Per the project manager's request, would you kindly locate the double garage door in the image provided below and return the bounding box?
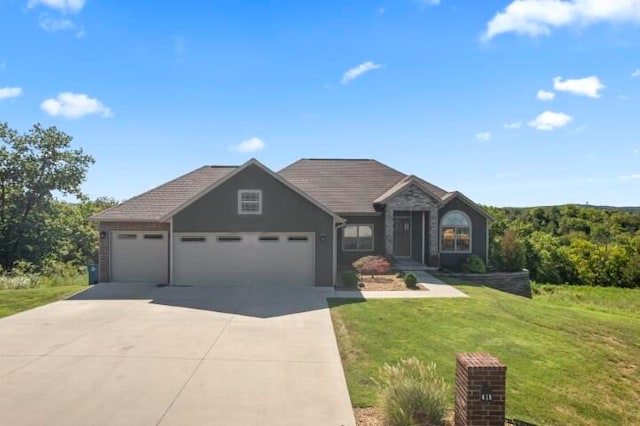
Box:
[110,231,314,286]
[173,233,314,286]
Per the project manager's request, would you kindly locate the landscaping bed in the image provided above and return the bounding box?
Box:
[338,273,425,291]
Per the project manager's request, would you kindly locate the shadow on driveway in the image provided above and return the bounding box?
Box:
[68,282,365,319]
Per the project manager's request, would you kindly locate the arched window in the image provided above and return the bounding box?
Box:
[440,211,471,253]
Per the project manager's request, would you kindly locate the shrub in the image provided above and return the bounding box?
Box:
[352,255,391,278]
[0,273,40,290]
[404,273,418,288]
[460,255,486,274]
[377,357,449,426]
[499,229,526,272]
[341,270,360,288]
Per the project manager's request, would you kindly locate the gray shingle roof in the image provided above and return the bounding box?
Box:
[91,166,237,221]
[278,159,449,213]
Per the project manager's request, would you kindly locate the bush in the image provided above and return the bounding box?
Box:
[460,255,486,273]
[341,270,360,288]
[377,357,449,426]
[352,255,391,278]
[0,273,40,290]
[404,273,418,288]
[499,229,526,272]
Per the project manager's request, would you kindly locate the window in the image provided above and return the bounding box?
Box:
[181,236,206,242]
[217,236,242,242]
[144,234,164,240]
[238,190,262,214]
[288,236,308,242]
[440,211,471,253]
[259,236,279,242]
[117,234,137,240]
[342,225,374,251]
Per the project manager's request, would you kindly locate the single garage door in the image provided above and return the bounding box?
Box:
[173,233,314,286]
[111,231,168,283]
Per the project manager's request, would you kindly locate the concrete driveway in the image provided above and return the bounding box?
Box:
[0,283,356,426]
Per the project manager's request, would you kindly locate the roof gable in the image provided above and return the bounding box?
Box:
[442,191,493,220]
[373,175,444,206]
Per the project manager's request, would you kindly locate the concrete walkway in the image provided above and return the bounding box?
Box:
[334,271,467,299]
[0,283,355,426]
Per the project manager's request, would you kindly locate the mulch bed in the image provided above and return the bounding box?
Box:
[337,273,425,291]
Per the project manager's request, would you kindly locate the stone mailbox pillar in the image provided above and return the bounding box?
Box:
[455,353,506,426]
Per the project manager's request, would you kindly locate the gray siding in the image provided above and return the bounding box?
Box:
[411,211,423,263]
[438,198,488,270]
[173,164,335,286]
[337,215,385,267]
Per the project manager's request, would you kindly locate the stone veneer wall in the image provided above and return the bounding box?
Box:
[441,270,532,298]
[98,221,170,282]
[455,353,507,426]
[384,184,439,264]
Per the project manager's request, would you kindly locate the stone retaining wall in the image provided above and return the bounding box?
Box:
[441,270,532,298]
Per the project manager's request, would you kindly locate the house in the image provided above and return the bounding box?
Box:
[91,158,491,286]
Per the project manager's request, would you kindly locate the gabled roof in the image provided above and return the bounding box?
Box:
[278,159,408,213]
[442,191,494,220]
[373,175,445,205]
[160,158,345,222]
[90,166,237,222]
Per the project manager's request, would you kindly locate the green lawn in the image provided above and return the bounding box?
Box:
[329,282,640,426]
[0,284,87,318]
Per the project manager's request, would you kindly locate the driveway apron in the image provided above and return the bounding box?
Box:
[0,283,355,426]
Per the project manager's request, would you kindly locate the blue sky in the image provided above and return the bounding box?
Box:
[1,0,639,207]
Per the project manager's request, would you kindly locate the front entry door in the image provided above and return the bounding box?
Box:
[393,217,411,257]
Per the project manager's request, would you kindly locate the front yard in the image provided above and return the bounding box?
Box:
[329,282,640,426]
[0,284,87,318]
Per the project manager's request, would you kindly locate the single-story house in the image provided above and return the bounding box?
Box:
[91,158,491,286]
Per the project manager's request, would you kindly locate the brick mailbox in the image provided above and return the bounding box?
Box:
[455,353,507,426]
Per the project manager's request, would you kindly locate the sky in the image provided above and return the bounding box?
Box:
[1,0,640,207]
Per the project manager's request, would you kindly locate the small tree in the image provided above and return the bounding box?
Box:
[499,229,526,272]
[352,255,390,279]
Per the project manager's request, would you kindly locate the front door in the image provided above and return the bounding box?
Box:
[393,217,411,257]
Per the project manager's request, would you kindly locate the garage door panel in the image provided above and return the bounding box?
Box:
[111,232,168,283]
[173,233,314,286]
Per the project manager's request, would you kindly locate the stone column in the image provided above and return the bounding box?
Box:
[384,207,394,256]
[428,206,439,266]
[455,353,507,426]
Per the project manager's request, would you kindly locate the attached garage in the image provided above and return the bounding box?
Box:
[110,231,169,283]
[173,233,315,286]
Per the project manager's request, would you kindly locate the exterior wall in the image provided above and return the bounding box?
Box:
[98,221,170,282]
[439,198,488,271]
[411,211,423,263]
[337,215,385,267]
[172,164,335,286]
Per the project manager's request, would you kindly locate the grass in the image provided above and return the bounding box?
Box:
[329,281,640,426]
[0,274,87,318]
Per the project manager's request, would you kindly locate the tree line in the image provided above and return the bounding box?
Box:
[487,205,640,288]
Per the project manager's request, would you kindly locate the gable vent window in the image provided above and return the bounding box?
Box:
[217,236,242,242]
[238,190,262,215]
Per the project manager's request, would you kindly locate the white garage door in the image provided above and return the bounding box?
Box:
[111,231,168,283]
[173,233,314,286]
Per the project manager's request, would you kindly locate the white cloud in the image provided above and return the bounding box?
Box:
[553,76,605,98]
[341,61,381,84]
[40,92,112,119]
[28,0,85,13]
[632,69,640,78]
[0,87,23,100]
[529,110,573,131]
[620,173,640,181]
[482,0,640,41]
[633,148,639,155]
[476,132,492,141]
[537,89,555,101]
[230,137,266,153]
[39,15,74,31]
[503,121,523,129]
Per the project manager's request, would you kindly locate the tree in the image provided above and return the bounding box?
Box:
[352,255,391,279]
[0,122,94,270]
[499,229,526,272]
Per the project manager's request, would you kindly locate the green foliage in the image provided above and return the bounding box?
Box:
[377,358,448,426]
[404,273,418,288]
[460,255,486,273]
[487,204,640,287]
[499,229,526,272]
[341,270,360,288]
[0,122,96,270]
